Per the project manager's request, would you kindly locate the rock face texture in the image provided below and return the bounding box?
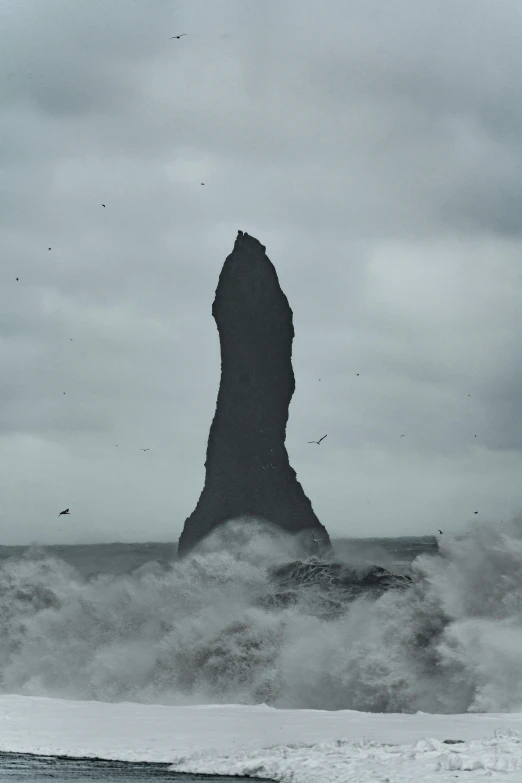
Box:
[177,231,330,557]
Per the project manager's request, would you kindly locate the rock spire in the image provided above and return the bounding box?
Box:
[177,231,330,556]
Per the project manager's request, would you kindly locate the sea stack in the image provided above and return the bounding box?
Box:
[177,231,330,557]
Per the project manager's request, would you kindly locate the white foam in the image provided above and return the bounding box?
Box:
[1,696,522,781]
[2,518,522,713]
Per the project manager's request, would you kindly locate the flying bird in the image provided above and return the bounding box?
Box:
[101,204,105,208]
[438,529,443,535]
[473,511,478,515]
[308,434,327,445]
[15,277,19,281]
[48,247,51,251]
[140,448,150,452]
[356,373,360,376]
[58,508,70,517]
[310,531,321,544]
[170,33,186,39]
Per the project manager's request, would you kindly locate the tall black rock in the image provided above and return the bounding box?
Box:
[177,231,330,557]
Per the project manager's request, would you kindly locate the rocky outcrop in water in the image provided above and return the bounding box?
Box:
[178,231,330,556]
[263,561,413,616]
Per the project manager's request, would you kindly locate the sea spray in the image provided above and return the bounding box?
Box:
[1,519,522,713]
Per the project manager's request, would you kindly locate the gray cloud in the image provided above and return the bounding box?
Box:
[1,0,522,544]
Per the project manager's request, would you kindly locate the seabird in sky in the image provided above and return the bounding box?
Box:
[310,531,321,544]
[58,508,70,517]
[15,277,19,281]
[308,434,327,445]
[140,448,150,452]
[438,529,443,535]
[170,33,186,39]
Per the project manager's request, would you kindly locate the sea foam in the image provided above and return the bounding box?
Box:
[1,518,522,713]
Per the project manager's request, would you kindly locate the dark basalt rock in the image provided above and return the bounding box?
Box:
[271,560,412,599]
[443,739,465,745]
[256,560,413,618]
[178,231,330,556]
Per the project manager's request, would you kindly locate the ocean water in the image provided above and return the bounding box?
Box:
[0,519,521,714]
[0,752,266,782]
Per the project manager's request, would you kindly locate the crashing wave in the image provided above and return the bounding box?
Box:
[1,518,522,714]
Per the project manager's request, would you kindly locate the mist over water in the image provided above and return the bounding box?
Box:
[1,519,522,714]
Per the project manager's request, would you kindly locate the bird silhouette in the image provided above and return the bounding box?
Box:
[356,373,360,376]
[170,33,186,39]
[310,531,321,544]
[201,182,205,186]
[15,277,19,281]
[438,529,443,535]
[140,448,150,452]
[308,434,327,445]
[58,508,70,517]
[473,511,478,515]
[101,204,105,208]
[48,247,51,251]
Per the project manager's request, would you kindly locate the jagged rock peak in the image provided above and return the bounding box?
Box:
[234,229,266,252]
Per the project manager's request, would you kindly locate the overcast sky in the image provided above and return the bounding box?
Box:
[2,0,522,545]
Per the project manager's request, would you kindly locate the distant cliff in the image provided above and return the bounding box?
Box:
[177,231,330,556]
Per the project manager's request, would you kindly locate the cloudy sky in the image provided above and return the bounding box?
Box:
[2,0,522,545]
